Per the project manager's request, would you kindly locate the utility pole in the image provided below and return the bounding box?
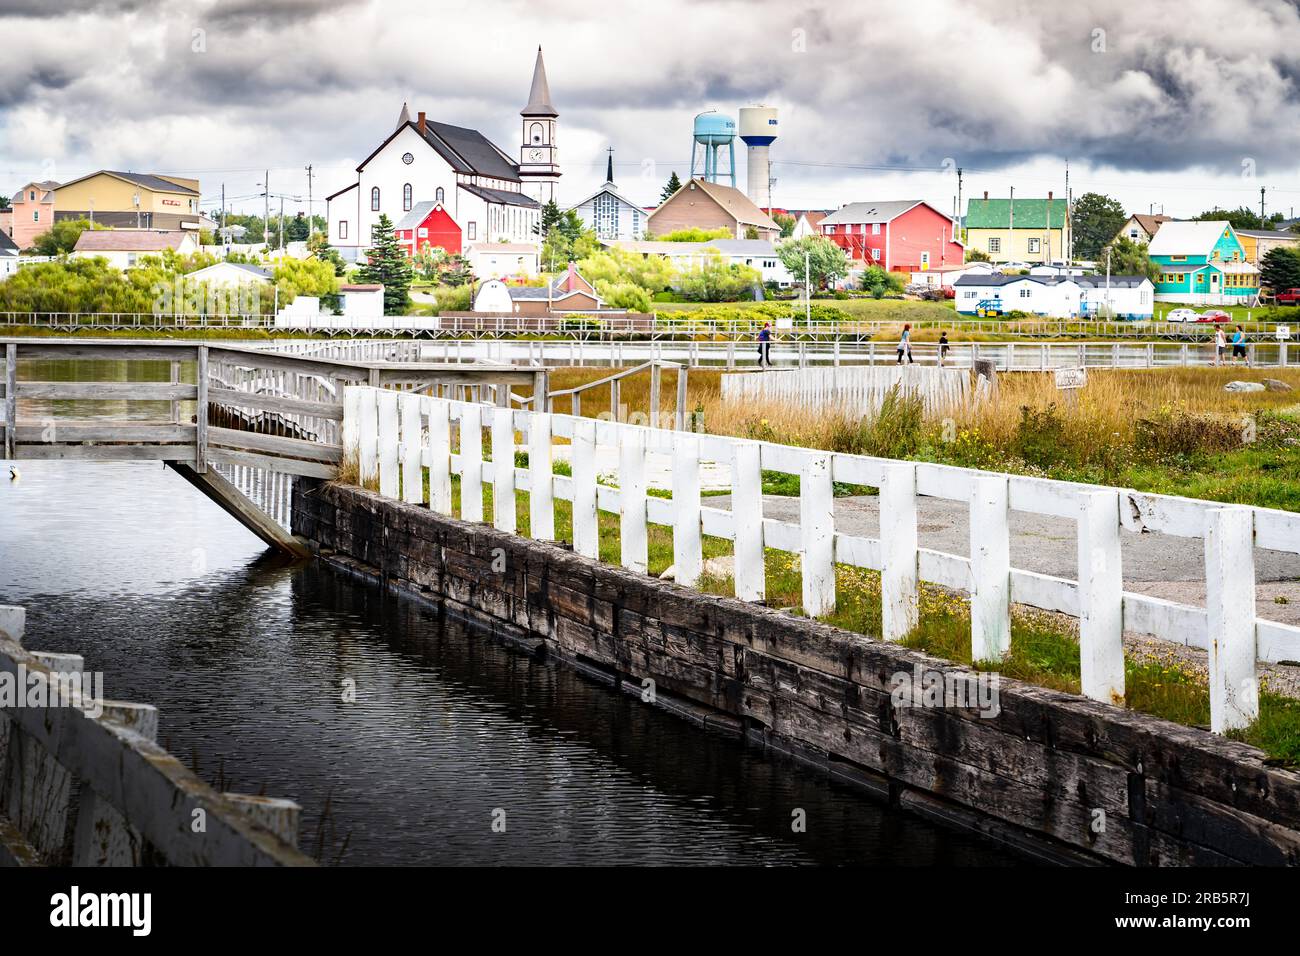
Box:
[263,169,270,248]
[955,166,963,244]
[804,249,811,325]
[1260,186,1266,223]
[305,164,314,240]
[1063,159,1070,266]
[279,194,285,251]
[1105,245,1112,317]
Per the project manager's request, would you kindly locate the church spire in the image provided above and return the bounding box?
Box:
[521,46,558,117]
[604,147,614,186]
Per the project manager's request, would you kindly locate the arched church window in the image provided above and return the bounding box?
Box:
[371,187,380,211]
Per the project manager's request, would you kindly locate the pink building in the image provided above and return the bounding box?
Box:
[7,180,58,250]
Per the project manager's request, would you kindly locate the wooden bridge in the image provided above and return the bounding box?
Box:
[0,337,545,557]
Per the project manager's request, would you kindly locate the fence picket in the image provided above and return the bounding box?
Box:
[731,443,765,602]
[619,427,648,573]
[460,403,483,523]
[800,451,835,617]
[672,433,703,586]
[426,399,452,514]
[880,463,918,641]
[492,407,516,533]
[399,393,422,505]
[970,475,1011,662]
[1206,508,1259,733]
[529,412,555,540]
[1078,491,1124,703]
[572,418,599,559]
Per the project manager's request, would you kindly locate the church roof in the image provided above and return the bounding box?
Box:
[521,46,557,117]
[459,183,540,208]
[396,102,411,129]
[421,120,521,182]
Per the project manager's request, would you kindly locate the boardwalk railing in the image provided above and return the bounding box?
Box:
[3,309,1293,342]
[0,606,313,866]
[261,337,1294,370]
[341,385,1300,736]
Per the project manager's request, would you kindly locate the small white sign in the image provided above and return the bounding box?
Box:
[1276,325,1291,341]
[1055,366,1088,390]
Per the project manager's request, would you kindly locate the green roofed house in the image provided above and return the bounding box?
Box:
[964,191,1068,264]
[1147,220,1259,305]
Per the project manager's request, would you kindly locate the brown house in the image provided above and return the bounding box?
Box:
[473,263,610,316]
[648,178,780,240]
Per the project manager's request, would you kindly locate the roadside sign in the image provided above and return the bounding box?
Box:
[1277,326,1291,341]
[1055,367,1087,390]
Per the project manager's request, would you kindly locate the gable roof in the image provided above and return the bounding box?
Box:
[953,274,1078,288]
[458,182,538,208]
[57,170,199,195]
[965,197,1067,230]
[652,178,779,231]
[1075,275,1153,288]
[1128,213,1172,236]
[798,211,828,228]
[73,229,194,253]
[395,201,438,231]
[821,200,925,226]
[356,119,521,182]
[0,229,18,256]
[12,181,58,202]
[1237,228,1300,240]
[1147,220,1237,258]
[187,262,273,281]
[567,182,644,214]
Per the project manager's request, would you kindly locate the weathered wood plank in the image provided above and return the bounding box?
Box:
[206,425,342,463]
[208,386,342,420]
[17,382,197,401]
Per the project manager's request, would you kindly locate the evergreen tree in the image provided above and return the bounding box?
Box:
[1070,192,1127,261]
[536,199,563,237]
[1098,236,1160,281]
[660,172,683,203]
[1260,247,1300,292]
[354,215,412,314]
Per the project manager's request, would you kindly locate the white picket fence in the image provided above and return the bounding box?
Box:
[342,386,1300,735]
[720,366,972,417]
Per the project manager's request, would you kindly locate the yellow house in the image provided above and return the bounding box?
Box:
[964,193,1068,264]
[54,171,204,231]
[1236,228,1300,265]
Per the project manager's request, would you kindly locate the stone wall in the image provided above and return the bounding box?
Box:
[294,479,1300,866]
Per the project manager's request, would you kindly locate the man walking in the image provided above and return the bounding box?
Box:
[937,331,950,368]
[758,322,772,367]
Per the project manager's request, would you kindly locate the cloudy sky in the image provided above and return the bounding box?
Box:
[4,0,1300,221]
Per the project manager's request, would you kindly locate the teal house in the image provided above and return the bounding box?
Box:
[1147,220,1259,304]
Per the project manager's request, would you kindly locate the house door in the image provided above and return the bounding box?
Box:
[1210,272,1220,297]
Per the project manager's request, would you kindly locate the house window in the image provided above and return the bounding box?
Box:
[403,184,412,212]
[988,238,1001,253]
[1171,255,1186,262]
[127,253,137,267]
[872,223,881,235]
[1028,238,1040,253]
[468,221,476,240]
[417,227,428,238]
[33,211,38,222]
[339,220,348,240]
[1020,288,1031,298]
[1129,229,1139,239]
[435,187,445,204]
[920,252,930,267]
[28,191,35,201]
[872,248,881,261]
[371,187,380,211]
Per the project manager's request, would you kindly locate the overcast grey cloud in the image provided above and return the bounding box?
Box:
[3,0,1300,218]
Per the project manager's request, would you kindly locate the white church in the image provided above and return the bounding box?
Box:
[326,47,561,261]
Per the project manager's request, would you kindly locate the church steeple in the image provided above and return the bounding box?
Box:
[604,148,615,186]
[396,101,411,130]
[519,45,560,204]
[521,46,557,117]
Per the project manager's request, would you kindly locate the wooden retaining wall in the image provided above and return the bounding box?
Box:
[293,481,1300,867]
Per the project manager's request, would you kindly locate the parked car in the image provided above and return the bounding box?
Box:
[1195,310,1231,323]
[1274,288,1300,306]
[1166,308,1198,323]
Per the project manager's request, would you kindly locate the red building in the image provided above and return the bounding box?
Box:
[819,200,963,273]
[394,201,462,256]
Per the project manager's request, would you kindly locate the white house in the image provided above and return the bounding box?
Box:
[464,242,540,279]
[953,274,1082,317]
[908,261,994,289]
[325,48,559,262]
[790,210,829,239]
[602,238,793,286]
[568,151,647,241]
[70,229,199,269]
[0,229,18,278]
[1076,276,1154,320]
[184,261,273,288]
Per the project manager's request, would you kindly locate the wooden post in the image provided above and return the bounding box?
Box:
[610,377,621,422]
[342,387,361,465]
[1078,490,1125,704]
[376,389,399,498]
[491,407,516,533]
[800,451,835,616]
[529,411,554,540]
[460,403,483,523]
[970,475,1011,662]
[618,427,648,573]
[880,463,918,641]
[358,387,379,487]
[649,362,661,429]
[675,366,688,431]
[731,442,765,601]
[1205,507,1259,733]
[195,346,209,472]
[4,343,16,461]
[533,369,549,412]
[427,398,452,515]
[672,432,702,586]
[169,360,180,425]
[571,418,599,559]
[399,393,422,505]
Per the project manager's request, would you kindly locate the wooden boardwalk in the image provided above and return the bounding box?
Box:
[0,338,543,555]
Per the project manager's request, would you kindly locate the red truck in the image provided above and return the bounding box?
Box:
[1274,288,1300,305]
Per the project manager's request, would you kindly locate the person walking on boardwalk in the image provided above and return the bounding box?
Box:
[758,322,772,367]
[1214,326,1226,366]
[896,324,914,364]
[937,331,950,368]
[1231,325,1248,365]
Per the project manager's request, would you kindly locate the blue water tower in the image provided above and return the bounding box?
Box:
[690,110,737,188]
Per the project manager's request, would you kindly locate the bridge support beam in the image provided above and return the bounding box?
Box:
[167,463,310,558]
